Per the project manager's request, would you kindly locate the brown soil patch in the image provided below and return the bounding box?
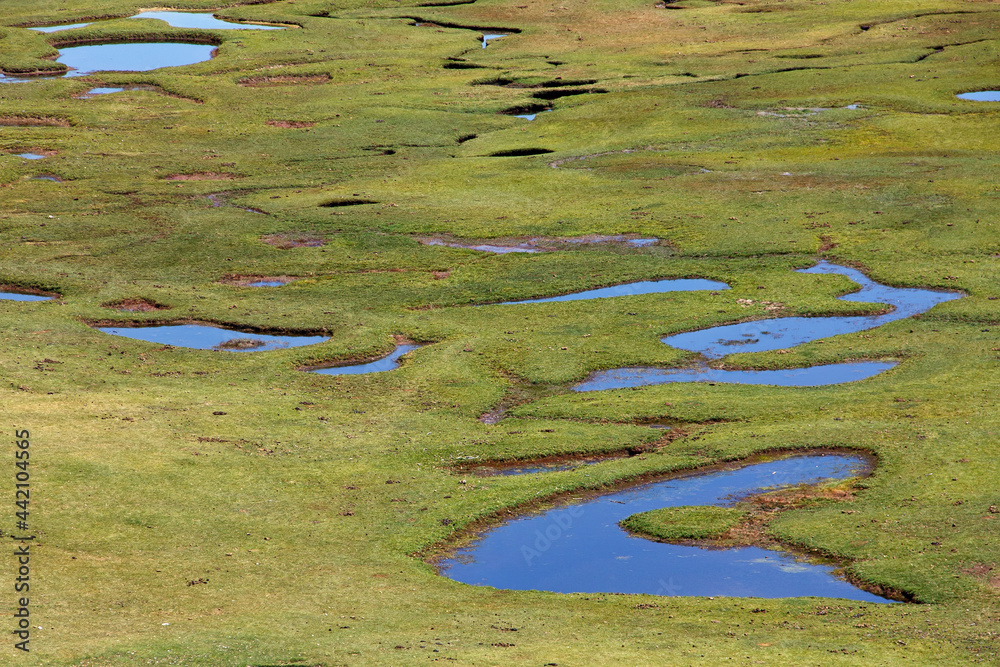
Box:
[266,120,316,129]
[239,74,331,87]
[164,172,239,181]
[218,274,297,286]
[261,233,324,249]
[0,116,70,127]
[103,298,169,312]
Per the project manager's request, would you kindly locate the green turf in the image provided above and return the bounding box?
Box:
[1,0,999,664]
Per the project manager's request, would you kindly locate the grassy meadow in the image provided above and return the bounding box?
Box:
[1,0,999,663]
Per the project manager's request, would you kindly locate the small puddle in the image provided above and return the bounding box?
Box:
[574,361,897,392]
[424,239,540,254]
[29,23,92,33]
[662,262,961,358]
[957,91,1000,101]
[420,235,660,254]
[248,280,288,287]
[15,153,47,160]
[128,11,286,30]
[97,323,328,351]
[514,110,553,121]
[31,175,62,182]
[0,291,54,302]
[482,33,506,48]
[304,343,421,375]
[55,43,217,77]
[438,453,894,601]
[79,87,124,97]
[490,278,729,305]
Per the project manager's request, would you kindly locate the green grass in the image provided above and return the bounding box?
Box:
[621,505,748,541]
[1,0,999,664]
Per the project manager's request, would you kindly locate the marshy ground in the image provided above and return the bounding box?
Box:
[2,0,1000,664]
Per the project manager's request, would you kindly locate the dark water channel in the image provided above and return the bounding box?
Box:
[97,323,328,351]
[439,453,894,601]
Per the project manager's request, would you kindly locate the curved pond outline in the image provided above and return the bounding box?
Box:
[129,11,286,30]
[957,91,1000,101]
[574,360,898,392]
[662,261,962,359]
[56,43,217,77]
[96,323,328,351]
[305,343,421,375]
[490,278,729,305]
[438,453,895,601]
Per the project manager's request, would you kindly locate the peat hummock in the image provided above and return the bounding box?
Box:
[437,453,896,601]
[96,322,328,351]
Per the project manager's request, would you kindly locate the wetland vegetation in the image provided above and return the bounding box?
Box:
[2,0,999,664]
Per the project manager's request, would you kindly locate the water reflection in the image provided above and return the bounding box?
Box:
[439,454,893,601]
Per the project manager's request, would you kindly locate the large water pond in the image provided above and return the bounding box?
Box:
[662,262,961,358]
[439,453,893,601]
[56,43,217,77]
[97,323,328,351]
[491,278,729,305]
[574,360,897,392]
[306,343,421,375]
